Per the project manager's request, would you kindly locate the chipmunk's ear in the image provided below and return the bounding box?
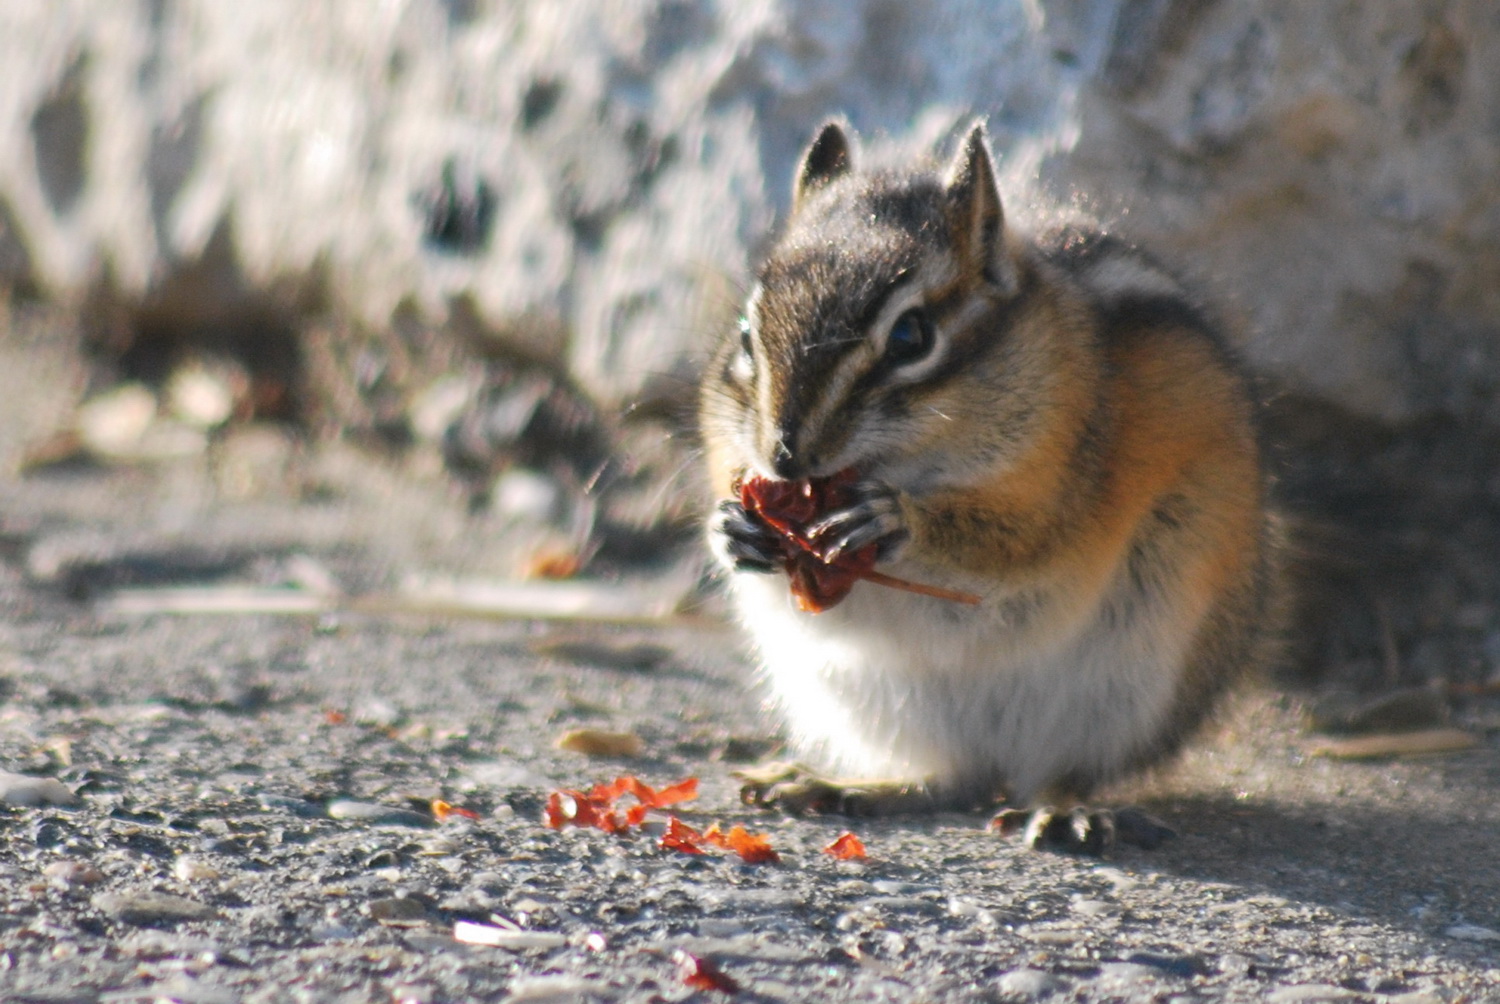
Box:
[944,123,1015,294]
[793,120,854,212]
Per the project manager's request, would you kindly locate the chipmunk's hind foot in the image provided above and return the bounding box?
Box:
[990,805,1175,856]
[734,762,938,816]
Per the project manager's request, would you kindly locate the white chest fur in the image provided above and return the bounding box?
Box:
[731,557,1197,804]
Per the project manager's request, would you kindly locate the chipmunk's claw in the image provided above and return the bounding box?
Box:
[735,762,935,816]
[711,499,782,573]
[808,483,907,563]
[990,805,1175,856]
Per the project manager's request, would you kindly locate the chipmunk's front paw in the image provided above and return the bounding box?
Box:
[990,805,1176,857]
[808,481,908,563]
[709,499,783,573]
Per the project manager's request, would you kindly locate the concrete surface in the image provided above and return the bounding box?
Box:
[1,414,1498,1003]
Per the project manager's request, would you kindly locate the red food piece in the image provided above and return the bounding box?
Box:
[543,775,700,834]
[674,950,742,994]
[431,799,480,822]
[649,777,700,808]
[739,471,981,612]
[543,789,599,829]
[739,471,876,612]
[704,823,781,865]
[823,830,868,860]
[589,776,642,804]
[659,815,708,855]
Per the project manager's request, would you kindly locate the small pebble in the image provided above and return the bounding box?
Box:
[870,879,936,896]
[95,891,218,925]
[389,985,434,1004]
[862,895,944,916]
[1265,985,1364,1003]
[1444,924,1500,942]
[994,967,1067,999]
[1093,866,1139,892]
[554,728,644,758]
[501,975,602,1002]
[43,860,104,887]
[76,383,157,457]
[675,936,806,963]
[947,897,998,926]
[1125,952,1208,978]
[1018,924,1083,945]
[327,800,433,827]
[694,918,751,937]
[1094,962,1162,987]
[353,699,404,728]
[1070,897,1118,918]
[173,856,221,882]
[0,771,79,807]
[310,922,356,941]
[452,922,566,950]
[257,794,329,819]
[164,362,238,429]
[368,896,430,924]
[1217,953,1258,977]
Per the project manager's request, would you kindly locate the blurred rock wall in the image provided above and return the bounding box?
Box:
[1,0,1497,427]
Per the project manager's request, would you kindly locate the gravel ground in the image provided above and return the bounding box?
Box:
[2,445,1500,1003]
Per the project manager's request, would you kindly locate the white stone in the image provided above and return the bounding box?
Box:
[0,770,79,807]
[1445,923,1500,942]
[0,1,1497,424]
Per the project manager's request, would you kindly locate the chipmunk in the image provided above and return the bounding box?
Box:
[699,120,1279,853]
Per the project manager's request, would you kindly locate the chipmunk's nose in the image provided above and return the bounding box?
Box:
[767,423,815,480]
[770,438,805,480]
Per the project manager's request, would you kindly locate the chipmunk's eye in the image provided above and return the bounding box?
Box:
[737,316,753,359]
[885,308,934,365]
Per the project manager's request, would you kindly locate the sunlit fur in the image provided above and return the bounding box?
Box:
[700,123,1277,806]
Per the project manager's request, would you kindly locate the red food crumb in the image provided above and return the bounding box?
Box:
[650,777,701,807]
[739,471,875,612]
[523,549,583,580]
[542,775,700,834]
[674,950,742,994]
[431,799,480,822]
[823,830,867,860]
[704,823,781,865]
[659,816,708,855]
[543,789,600,830]
[542,775,780,866]
[738,472,981,612]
